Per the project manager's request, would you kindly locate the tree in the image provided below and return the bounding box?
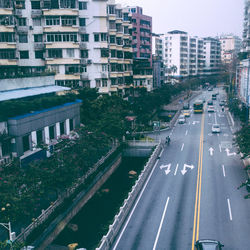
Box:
[234,125,250,159]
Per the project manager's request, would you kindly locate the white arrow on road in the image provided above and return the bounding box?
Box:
[181,164,194,175]
[160,164,171,175]
[192,121,200,125]
[209,147,214,156]
[225,148,236,156]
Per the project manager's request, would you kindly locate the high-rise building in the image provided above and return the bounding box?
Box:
[0,0,134,94]
[203,37,221,75]
[128,6,153,91]
[220,35,242,64]
[242,0,250,56]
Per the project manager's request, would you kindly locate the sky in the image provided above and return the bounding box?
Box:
[116,0,245,38]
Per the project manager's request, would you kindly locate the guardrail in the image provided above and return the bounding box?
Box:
[15,143,119,243]
[97,141,163,250]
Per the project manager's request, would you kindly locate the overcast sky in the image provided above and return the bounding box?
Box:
[116,0,244,38]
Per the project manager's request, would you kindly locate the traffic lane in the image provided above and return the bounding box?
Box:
[113,112,202,249]
[200,109,250,249]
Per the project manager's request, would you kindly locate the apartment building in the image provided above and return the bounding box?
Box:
[128,6,153,91]
[242,0,250,56]
[152,33,163,60]
[203,37,221,75]
[0,0,133,94]
[220,35,241,64]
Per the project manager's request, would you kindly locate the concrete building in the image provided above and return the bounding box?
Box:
[242,0,250,56]
[0,0,133,94]
[152,55,164,88]
[0,74,81,165]
[128,6,153,91]
[220,35,241,64]
[152,33,163,60]
[203,37,221,75]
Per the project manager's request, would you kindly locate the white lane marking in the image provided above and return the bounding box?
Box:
[159,149,163,157]
[227,198,233,221]
[181,143,184,151]
[185,130,188,136]
[222,165,226,177]
[217,133,219,137]
[219,144,222,152]
[153,197,170,250]
[113,159,159,250]
[209,147,214,156]
[181,164,195,175]
[214,112,217,124]
[174,163,179,176]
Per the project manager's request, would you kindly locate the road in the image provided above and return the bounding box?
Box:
[111,87,250,250]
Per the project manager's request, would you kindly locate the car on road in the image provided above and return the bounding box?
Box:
[207,106,215,112]
[183,102,190,110]
[212,124,221,133]
[178,115,186,124]
[195,239,224,250]
[182,110,191,117]
[208,87,213,91]
[219,100,225,106]
[207,100,213,106]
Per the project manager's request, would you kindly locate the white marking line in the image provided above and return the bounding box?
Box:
[222,165,226,177]
[181,143,184,151]
[214,113,217,124]
[153,197,170,250]
[219,144,222,152]
[185,130,188,136]
[159,149,163,158]
[113,159,159,250]
[227,198,233,221]
[174,163,179,176]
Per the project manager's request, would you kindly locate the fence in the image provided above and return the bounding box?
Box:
[97,141,163,250]
[15,143,119,243]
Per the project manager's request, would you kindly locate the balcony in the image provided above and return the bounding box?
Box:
[31,9,42,17]
[0,9,13,15]
[0,59,17,66]
[79,42,87,49]
[34,42,45,50]
[43,9,78,16]
[17,26,29,33]
[0,43,16,49]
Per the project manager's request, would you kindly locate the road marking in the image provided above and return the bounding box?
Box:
[181,164,194,175]
[181,143,184,151]
[113,159,159,250]
[227,198,233,221]
[219,144,222,152]
[214,113,217,124]
[153,197,170,250]
[160,164,171,175]
[225,148,236,156]
[185,130,188,136]
[192,110,205,249]
[174,163,179,176]
[209,147,214,156]
[159,149,163,157]
[217,133,219,137]
[222,165,226,177]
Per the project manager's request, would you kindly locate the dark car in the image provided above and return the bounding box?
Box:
[207,100,213,106]
[195,239,224,250]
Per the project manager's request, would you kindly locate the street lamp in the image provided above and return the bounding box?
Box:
[0,204,15,249]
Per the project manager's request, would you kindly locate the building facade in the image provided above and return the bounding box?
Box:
[242,0,250,56]
[0,0,134,94]
[203,37,221,75]
[220,35,241,64]
[128,6,153,91]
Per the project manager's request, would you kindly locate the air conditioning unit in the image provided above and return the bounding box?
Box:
[87,59,92,64]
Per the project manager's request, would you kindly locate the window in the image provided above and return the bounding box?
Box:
[31,1,40,9]
[101,48,109,57]
[79,1,87,10]
[45,16,60,26]
[95,79,101,87]
[100,33,107,41]
[111,50,116,58]
[35,50,43,59]
[0,49,15,59]
[36,130,43,145]
[19,34,28,43]
[48,49,62,58]
[109,35,115,44]
[15,0,25,9]
[49,125,55,140]
[61,16,76,26]
[33,18,41,26]
[80,49,88,58]
[48,65,60,73]
[66,48,74,57]
[102,79,108,87]
[70,119,74,130]
[18,18,26,26]
[94,34,99,42]
[81,34,89,42]
[79,18,86,26]
[22,134,30,152]
[20,50,29,59]
[65,64,81,74]
[102,64,108,72]
[60,122,65,135]
[34,34,43,42]
[60,0,75,8]
[46,33,77,42]
[0,32,15,42]
[82,65,87,72]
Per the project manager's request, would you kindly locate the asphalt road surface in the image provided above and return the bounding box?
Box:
[111,87,250,250]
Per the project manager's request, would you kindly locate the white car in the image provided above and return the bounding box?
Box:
[212,124,221,133]
[207,106,215,112]
[178,115,186,124]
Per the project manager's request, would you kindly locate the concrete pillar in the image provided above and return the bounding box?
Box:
[55,122,60,139]
[65,119,70,135]
[44,126,50,144]
[31,131,37,150]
